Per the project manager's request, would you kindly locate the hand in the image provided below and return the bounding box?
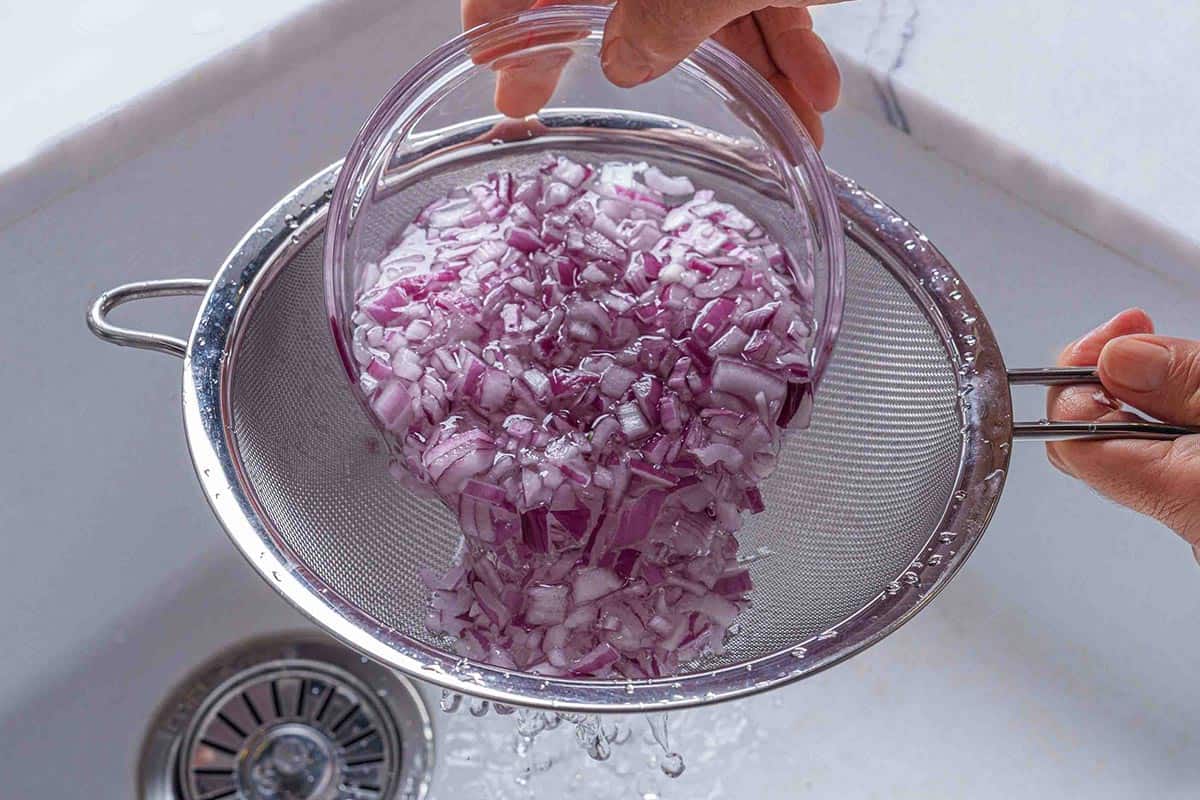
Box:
[1046,309,1200,559]
[462,0,842,147]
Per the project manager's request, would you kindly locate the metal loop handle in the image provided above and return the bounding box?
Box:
[1009,367,1198,441]
[87,279,210,358]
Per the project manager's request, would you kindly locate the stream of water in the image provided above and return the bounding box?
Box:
[435,691,776,799]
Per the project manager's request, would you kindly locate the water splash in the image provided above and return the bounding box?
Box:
[434,696,771,799]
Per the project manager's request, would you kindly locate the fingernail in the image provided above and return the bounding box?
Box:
[601,37,653,87]
[1102,337,1171,393]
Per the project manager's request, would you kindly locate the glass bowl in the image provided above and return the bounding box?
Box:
[324,4,845,414]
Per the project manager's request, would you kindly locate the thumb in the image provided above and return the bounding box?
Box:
[1090,334,1200,542]
[601,0,812,87]
[1098,335,1200,425]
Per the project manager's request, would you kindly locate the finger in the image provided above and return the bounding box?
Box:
[1046,308,1154,442]
[1046,309,1154,489]
[464,0,591,117]
[1044,307,1154,418]
[494,48,573,117]
[767,73,824,147]
[712,14,775,75]
[472,115,551,146]
[753,6,840,112]
[1047,309,1200,542]
[462,0,534,31]
[1099,335,1200,426]
[1054,308,1156,370]
[711,17,823,145]
[602,0,790,87]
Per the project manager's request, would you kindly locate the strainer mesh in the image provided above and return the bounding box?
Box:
[229,231,962,671]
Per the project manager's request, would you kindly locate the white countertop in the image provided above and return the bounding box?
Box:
[3,0,1198,281]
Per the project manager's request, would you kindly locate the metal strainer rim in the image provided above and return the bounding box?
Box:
[178,164,1011,713]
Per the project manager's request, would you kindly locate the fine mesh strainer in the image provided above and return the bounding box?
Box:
[88,164,1194,713]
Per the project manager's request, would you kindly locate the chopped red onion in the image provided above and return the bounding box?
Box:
[351,157,815,678]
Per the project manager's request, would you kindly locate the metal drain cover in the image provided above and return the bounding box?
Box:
[140,633,433,800]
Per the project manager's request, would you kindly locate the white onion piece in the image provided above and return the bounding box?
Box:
[351,156,815,678]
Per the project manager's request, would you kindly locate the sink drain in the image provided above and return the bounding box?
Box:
[140,633,433,800]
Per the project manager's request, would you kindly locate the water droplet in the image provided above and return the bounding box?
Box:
[284,214,299,229]
[790,645,807,658]
[953,490,967,501]
[928,554,944,566]
[885,581,902,595]
[439,691,462,713]
[817,629,838,640]
[660,752,685,778]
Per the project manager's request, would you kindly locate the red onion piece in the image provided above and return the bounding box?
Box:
[525,584,570,625]
[573,567,623,604]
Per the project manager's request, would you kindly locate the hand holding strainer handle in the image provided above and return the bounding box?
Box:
[1008,366,1198,440]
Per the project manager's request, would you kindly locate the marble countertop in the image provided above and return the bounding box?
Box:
[2,0,1198,284]
[817,0,1200,285]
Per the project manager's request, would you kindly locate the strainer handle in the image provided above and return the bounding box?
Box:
[87,279,210,358]
[1009,367,1199,440]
